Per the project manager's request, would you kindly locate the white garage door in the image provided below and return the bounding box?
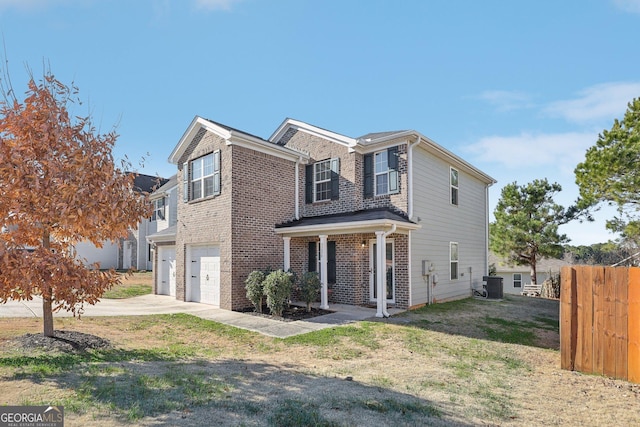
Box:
[189,246,220,306]
[157,246,176,297]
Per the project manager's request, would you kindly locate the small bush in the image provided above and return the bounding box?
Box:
[263,270,294,317]
[245,270,266,313]
[298,272,321,312]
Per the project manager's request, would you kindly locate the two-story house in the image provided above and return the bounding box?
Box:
[147,116,496,316]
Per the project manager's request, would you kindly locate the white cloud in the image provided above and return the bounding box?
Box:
[544,82,640,123]
[612,0,640,14]
[193,0,242,11]
[477,90,534,112]
[465,131,597,175]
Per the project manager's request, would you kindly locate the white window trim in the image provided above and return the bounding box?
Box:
[513,273,522,288]
[450,167,459,206]
[314,159,332,202]
[152,197,165,221]
[186,150,221,202]
[450,241,459,280]
[374,150,399,196]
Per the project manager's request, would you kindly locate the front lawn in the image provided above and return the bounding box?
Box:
[102,271,153,299]
[0,296,638,427]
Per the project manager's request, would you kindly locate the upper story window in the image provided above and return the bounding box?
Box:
[450,167,459,206]
[306,158,339,203]
[183,151,221,202]
[450,242,459,280]
[364,146,399,198]
[151,197,165,221]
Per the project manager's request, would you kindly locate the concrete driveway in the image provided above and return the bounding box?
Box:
[0,294,402,338]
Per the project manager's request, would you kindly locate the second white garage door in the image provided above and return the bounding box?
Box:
[157,246,176,297]
[188,245,220,307]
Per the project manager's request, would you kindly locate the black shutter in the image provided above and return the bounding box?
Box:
[328,241,336,284]
[308,242,316,272]
[363,153,373,198]
[330,158,339,201]
[305,164,313,204]
[388,146,398,170]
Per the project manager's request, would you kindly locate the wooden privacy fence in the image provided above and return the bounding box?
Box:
[560,266,640,383]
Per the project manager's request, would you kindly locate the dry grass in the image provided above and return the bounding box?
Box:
[0,295,638,426]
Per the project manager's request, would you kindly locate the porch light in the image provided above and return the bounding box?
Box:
[361,240,366,248]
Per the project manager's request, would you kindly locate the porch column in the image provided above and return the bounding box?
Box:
[375,230,388,318]
[319,234,329,309]
[283,237,291,272]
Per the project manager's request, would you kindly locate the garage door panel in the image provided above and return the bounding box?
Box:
[189,246,220,307]
[157,247,176,296]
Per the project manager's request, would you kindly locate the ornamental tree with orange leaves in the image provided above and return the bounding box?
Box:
[0,72,151,337]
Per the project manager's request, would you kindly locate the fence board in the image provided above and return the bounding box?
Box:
[560,267,577,370]
[629,268,640,383]
[592,266,605,375]
[576,266,593,373]
[615,267,628,380]
[603,267,617,378]
[561,265,638,383]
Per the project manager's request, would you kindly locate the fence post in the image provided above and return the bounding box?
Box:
[629,267,640,383]
[561,266,577,370]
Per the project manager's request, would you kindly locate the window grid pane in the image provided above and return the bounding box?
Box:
[314,160,332,201]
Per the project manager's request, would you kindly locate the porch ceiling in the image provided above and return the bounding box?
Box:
[274,208,420,237]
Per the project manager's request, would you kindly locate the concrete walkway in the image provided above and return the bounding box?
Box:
[0,294,403,338]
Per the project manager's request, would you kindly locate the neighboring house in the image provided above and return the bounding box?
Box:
[74,173,167,270]
[147,116,496,315]
[488,251,570,295]
[146,175,178,296]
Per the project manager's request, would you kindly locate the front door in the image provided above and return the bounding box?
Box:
[369,240,394,302]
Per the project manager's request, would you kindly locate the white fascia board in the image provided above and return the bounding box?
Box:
[228,132,310,162]
[269,118,357,148]
[351,131,416,154]
[168,116,232,164]
[274,218,421,238]
[146,234,176,244]
[149,183,177,200]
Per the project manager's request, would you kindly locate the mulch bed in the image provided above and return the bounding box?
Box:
[238,304,334,322]
[14,330,112,353]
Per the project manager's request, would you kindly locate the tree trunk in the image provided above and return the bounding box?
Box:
[42,229,55,337]
[530,254,538,286]
[43,296,54,337]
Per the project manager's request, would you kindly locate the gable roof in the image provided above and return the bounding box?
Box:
[168,116,309,165]
[131,173,168,194]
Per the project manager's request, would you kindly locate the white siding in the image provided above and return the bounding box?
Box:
[75,240,119,269]
[410,146,490,305]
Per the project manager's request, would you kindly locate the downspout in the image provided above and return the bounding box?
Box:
[485,184,490,275]
[376,224,397,318]
[407,135,421,220]
[295,158,301,220]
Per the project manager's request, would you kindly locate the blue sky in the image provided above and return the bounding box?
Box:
[1,0,639,246]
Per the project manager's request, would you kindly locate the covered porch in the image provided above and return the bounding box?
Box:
[275,208,420,317]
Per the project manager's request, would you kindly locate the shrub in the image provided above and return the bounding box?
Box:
[263,269,294,317]
[298,271,321,312]
[245,270,266,313]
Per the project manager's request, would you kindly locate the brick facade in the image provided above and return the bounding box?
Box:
[158,117,446,312]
